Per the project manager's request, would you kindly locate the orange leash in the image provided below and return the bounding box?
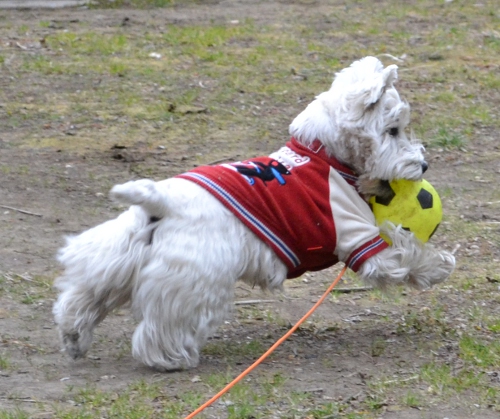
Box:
[183,265,347,419]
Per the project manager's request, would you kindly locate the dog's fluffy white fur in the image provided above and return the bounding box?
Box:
[53,57,455,371]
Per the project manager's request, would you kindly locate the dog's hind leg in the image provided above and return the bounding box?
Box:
[53,206,151,360]
[129,230,288,371]
[130,262,236,371]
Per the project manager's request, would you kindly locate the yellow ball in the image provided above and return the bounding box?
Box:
[369,179,442,244]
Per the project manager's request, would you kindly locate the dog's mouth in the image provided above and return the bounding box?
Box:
[374,180,394,202]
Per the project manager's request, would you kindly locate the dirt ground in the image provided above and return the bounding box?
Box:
[1,1,499,418]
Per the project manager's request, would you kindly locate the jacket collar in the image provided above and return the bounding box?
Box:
[289,137,358,187]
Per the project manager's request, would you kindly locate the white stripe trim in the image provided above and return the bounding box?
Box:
[338,170,358,183]
[182,172,300,267]
[348,238,386,268]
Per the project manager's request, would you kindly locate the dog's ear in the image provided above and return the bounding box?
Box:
[289,96,335,144]
[368,64,398,106]
[347,64,398,120]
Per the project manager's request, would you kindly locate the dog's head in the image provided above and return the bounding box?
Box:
[289,57,427,187]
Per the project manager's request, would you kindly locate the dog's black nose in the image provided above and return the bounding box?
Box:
[421,161,429,173]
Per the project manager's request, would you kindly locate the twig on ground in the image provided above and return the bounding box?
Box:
[234,299,276,305]
[333,287,373,293]
[303,387,324,393]
[377,53,404,62]
[345,390,364,402]
[15,42,28,51]
[4,274,15,282]
[0,205,42,217]
[279,292,299,300]
[3,273,34,282]
[16,273,34,282]
[382,375,419,385]
[0,396,38,403]
[205,156,237,165]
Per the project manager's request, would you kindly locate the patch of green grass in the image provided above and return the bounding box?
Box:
[91,0,175,8]
[67,384,162,418]
[431,126,466,149]
[459,335,500,367]
[464,103,493,125]
[20,292,38,305]
[163,24,249,49]
[0,353,10,370]
[197,371,347,418]
[202,339,264,360]
[109,60,128,77]
[364,393,387,411]
[0,410,30,419]
[0,274,54,305]
[395,303,454,338]
[417,339,500,409]
[46,32,129,56]
[225,383,261,419]
[17,24,29,35]
[486,319,500,333]
[370,336,387,357]
[310,401,341,417]
[235,302,282,324]
[420,363,482,395]
[22,55,66,75]
[479,71,500,89]
[49,371,345,418]
[432,91,456,104]
[483,32,500,51]
[403,391,422,408]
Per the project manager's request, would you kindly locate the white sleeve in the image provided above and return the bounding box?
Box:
[328,168,384,265]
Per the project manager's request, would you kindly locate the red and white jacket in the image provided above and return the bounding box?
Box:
[177,138,388,279]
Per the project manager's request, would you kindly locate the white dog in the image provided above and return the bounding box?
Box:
[53,57,455,371]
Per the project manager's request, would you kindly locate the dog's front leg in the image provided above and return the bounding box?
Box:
[357,225,455,289]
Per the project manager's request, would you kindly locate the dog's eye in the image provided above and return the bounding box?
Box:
[388,127,399,137]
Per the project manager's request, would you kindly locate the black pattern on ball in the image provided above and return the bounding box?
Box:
[417,188,433,209]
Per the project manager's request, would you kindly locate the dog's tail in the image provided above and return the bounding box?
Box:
[110,179,169,220]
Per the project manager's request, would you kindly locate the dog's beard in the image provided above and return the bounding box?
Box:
[369,138,426,181]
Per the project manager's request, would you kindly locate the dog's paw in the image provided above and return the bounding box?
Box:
[61,332,84,359]
[61,330,93,360]
[437,250,456,280]
[151,363,185,373]
[409,250,456,289]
